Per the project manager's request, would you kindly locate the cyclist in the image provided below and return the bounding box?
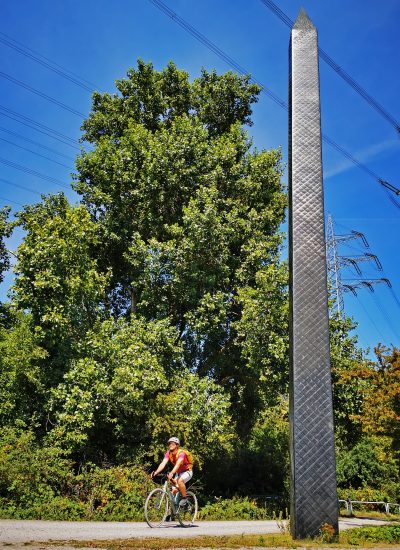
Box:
[151,436,193,506]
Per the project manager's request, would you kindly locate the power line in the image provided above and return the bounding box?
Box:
[354,293,387,344]
[0,31,99,92]
[259,0,400,134]
[0,70,85,118]
[0,136,73,170]
[0,178,42,196]
[148,0,286,109]
[0,195,24,207]
[0,104,80,149]
[0,157,70,189]
[149,0,400,206]
[0,126,74,160]
[369,291,398,342]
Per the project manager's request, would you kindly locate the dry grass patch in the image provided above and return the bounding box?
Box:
[56,529,400,550]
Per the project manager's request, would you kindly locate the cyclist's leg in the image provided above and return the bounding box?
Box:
[177,470,193,498]
[170,475,179,496]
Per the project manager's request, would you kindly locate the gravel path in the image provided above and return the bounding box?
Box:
[0,517,394,546]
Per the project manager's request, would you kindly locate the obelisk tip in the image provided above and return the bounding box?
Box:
[292,8,315,30]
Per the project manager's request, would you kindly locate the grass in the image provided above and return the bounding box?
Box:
[53,524,400,550]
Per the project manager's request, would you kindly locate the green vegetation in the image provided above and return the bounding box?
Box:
[59,524,400,548]
[0,60,399,522]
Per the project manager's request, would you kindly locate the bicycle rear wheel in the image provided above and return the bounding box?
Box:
[144,488,169,527]
[177,491,198,527]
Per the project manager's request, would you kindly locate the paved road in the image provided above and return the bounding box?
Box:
[0,517,394,545]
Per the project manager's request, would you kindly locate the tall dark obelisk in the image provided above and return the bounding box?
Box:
[289,10,339,539]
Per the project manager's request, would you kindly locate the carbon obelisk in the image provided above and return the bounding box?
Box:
[289,9,339,539]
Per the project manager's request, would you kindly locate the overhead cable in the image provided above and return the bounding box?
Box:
[0,126,74,160]
[148,0,400,205]
[0,136,73,170]
[0,157,70,189]
[0,195,24,207]
[259,0,400,134]
[0,70,85,117]
[148,0,286,109]
[0,31,99,92]
[0,177,42,196]
[0,104,80,149]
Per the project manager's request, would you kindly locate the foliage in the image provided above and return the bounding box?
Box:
[199,496,271,520]
[329,313,366,444]
[0,312,47,428]
[336,435,400,500]
[46,314,234,464]
[146,370,234,465]
[0,427,151,521]
[74,60,286,435]
[0,427,73,517]
[344,524,400,545]
[354,345,400,441]
[317,522,337,543]
[13,194,108,370]
[0,206,12,286]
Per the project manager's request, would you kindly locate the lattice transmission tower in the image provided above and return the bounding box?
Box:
[326,214,389,317]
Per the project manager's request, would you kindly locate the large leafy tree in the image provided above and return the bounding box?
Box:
[13,194,109,372]
[74,60,287,435]
[0,206,11,287]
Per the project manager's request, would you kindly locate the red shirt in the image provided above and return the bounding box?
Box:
[165,449,190,474]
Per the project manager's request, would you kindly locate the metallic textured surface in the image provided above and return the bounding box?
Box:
[288,9,339,539]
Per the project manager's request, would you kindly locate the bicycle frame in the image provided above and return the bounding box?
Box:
[160,478,180,514]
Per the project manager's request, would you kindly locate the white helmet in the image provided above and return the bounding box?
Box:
[168,436,180,445]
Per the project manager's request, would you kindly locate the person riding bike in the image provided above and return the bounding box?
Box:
[151,437,193,507]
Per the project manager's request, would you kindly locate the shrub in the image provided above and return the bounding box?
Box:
[72,464,150,521]
[0,427,152,521]
[198,496,270,520]
[344,524,400,545]
[0,427,73,514]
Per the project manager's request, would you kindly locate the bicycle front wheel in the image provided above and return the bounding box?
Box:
[177,491,198,527]
[144,488,169,527]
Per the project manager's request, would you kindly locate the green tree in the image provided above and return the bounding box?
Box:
[0,206,12,286]
[336,435,400,500]
[330,313,367,445]
[74,60,287,435]
[0,312,47,428]
[13,194,109,372]
[48,316,234,463]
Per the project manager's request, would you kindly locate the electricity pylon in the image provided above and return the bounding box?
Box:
[325,214,388,317]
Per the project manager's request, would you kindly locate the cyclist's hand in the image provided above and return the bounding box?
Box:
[167,472,173,481]
[150,471,156,479]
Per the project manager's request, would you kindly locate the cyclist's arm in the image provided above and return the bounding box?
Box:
[153,457,169,476]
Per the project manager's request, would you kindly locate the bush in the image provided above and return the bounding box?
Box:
[344,524,400,545]
[0,427,152,521]
[71,464,150,521]
[27,497,87,521]
[198,496,271,520]
[0,427,73,515]
[336,436,399,491]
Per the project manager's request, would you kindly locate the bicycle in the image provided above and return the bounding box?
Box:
[144,473,198,527]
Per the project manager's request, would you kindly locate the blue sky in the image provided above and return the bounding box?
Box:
[1,0,399,354]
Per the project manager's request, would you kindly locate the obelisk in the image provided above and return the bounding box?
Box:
[289,9,339,539]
